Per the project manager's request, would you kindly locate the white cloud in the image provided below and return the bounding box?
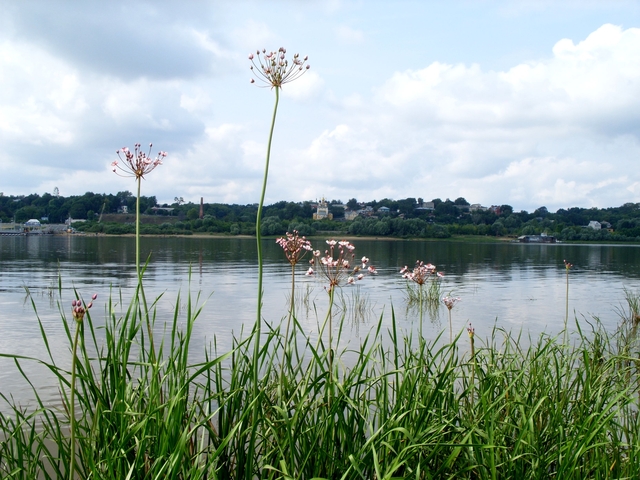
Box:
[335,25,365,44]
[231,20,277,52]
[0,41,86,145]
[294,23,640,210]
[1,1,640,213]
[281,71,325,100]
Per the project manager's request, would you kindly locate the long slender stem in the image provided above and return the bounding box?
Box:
[328,287,335,374]
[136,179,156,364]
[280,263,295,397]
[136,180,141,281]
[69,322,81,480]
[289,264,296,321]
[249,85,280,476]
[419,283,424,340]
[564,269,569,345]
[255,86,280,341]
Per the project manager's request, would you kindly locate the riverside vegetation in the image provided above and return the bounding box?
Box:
[3,267,640,478]
[3,48,640,479]
[8,194,640,242]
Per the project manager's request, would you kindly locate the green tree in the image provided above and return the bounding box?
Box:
[397,198,417,216]
[346,198,359,210]
[14,206,39,223]
[186,208,199,221]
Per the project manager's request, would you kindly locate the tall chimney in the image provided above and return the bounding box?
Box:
[199,197,204,219]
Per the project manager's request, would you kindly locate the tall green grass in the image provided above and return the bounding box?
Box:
[2,282,640,479]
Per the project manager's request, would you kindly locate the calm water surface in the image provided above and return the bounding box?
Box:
[2,235,640,407]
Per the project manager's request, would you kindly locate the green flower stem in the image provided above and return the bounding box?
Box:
[69,320,81,480]
[289,263,296,321]
[564,268,570,345]
[249,84,280,476]
[255,86,280,333]
[280,262,296,396]
[136,179,141,281]
[419,283,424,340]
[326,287,335,374]
[136,178,156,364]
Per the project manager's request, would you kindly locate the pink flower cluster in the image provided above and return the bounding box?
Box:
[249,48,310,88]
[71,294,97,323]
[442,296,461,311]
[111,143,167,180]
[400,261,443,285]
[306,240,377,291]
[276,230,313,267]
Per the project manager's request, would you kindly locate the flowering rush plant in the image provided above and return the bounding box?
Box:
[307,240,377,292]
[442,295,461,310]
[249,48,310,88]
[111,143,167,180]
[71,294,97,323]
[400,261,443,285]
[276,230,313,267]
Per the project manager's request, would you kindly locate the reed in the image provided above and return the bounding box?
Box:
[2,285,640,479]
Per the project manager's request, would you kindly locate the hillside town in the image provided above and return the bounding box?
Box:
[0,191,636,242]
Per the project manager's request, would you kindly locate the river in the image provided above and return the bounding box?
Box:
[2,234,640,408]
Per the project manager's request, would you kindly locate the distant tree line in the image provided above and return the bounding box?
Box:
[4,192,640,241]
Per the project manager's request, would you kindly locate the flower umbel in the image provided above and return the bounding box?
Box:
[442,296,461,310]
[311,240,376,292]
[467,322,475,338]
[564,259,573,271]
[111,143,167,180]
[276,230,313,267]
[443,295,461,343]
[71,294,97,323]
[401,261,437,285]
[249,48,310,88]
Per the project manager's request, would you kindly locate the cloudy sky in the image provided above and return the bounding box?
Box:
[1,0,639,212]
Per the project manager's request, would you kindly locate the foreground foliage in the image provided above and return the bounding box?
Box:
[2,286,640,479]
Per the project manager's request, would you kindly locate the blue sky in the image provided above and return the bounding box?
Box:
[1,0,639,212]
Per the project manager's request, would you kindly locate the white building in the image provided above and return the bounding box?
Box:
[313,198,333,220]
[587,221,601,230]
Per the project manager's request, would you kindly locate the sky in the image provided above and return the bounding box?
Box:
[1,0,640,213]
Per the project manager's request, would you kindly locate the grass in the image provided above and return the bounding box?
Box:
[1,279,640,479]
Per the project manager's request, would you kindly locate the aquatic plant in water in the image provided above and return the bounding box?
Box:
[442,295,461,343]
[308,240,377,369]
[276,230,313,391]
[467,322,476,405]
[111,144,166,280]
[111,143,166,363]
[401,261,444,337]
[69,293,96,480]
[248,48,310,337]
[564,259,573,344]
[276,230,313,318]
[249,47,309,472]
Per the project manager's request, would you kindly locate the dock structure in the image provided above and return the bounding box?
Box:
[517,234,557,243]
